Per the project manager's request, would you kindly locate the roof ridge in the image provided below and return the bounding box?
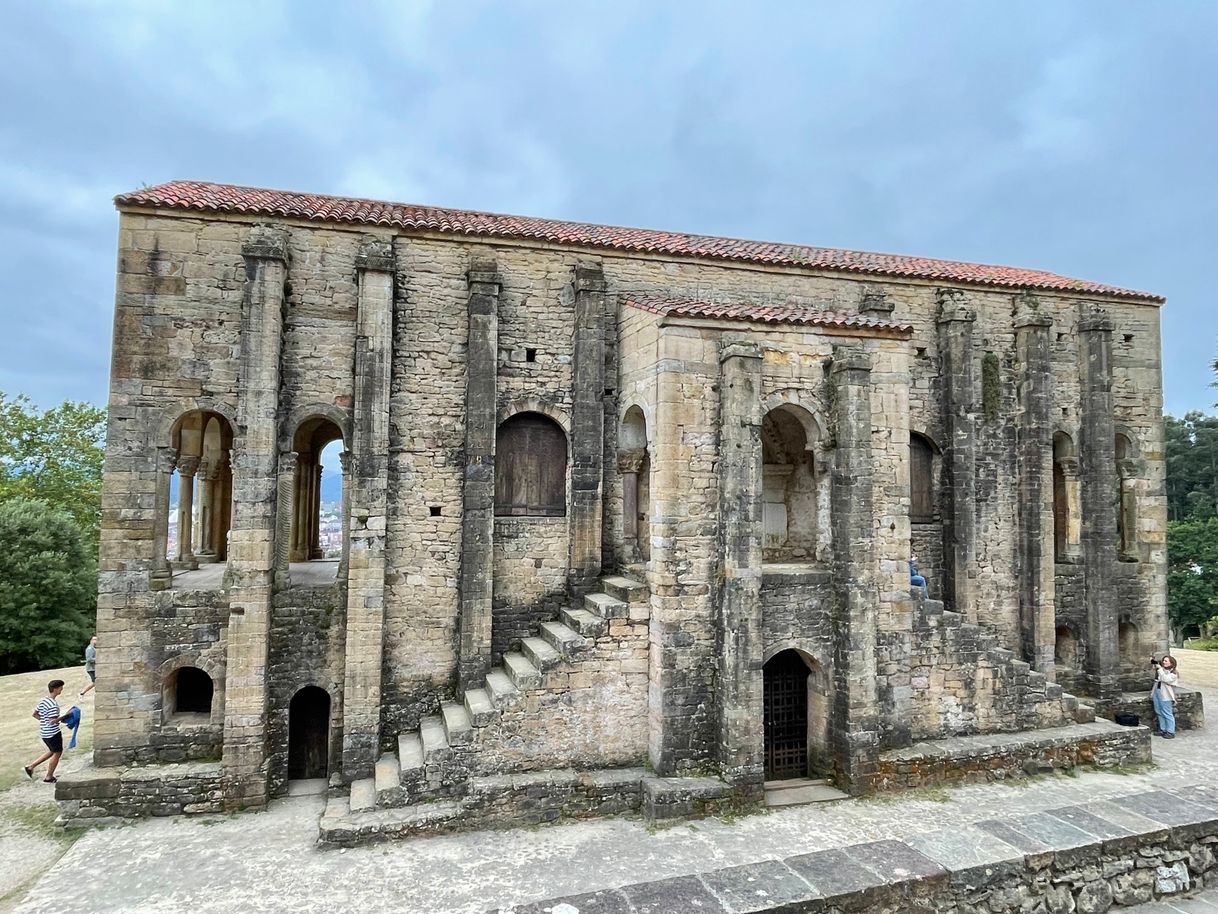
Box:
[113,180,1165,303]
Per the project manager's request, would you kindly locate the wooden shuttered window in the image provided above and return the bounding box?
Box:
[910,434,936,523]
[495,413,567,516]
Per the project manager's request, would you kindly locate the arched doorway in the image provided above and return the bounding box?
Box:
[288,686,331,781]
[763,650,830,781]
[619,406,650,562]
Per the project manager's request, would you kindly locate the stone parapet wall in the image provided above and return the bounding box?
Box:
[56,761,222,825]
[501,784,1218,914]
[875,721,1150,792]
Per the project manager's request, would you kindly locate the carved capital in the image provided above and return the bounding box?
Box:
[158,448,179,475]
[177,455,201,478]
[467,259,502,293]
[830,346,871,375]
[1079,308,1115,334]
[1059,456,1080,477]
[936,288,976,325]
[859,285,893,315]
[355,237,395,273]
[720,340,762,363]
[339,450,352,475]
[279,450,298,475]
[241,224,289,263]
[574,263,607,294]
[617,448,646,474]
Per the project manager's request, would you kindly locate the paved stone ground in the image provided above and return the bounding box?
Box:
[1129,889,1218,912]
[11,652,1218,914]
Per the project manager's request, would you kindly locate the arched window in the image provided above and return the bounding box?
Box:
[291,417,345,565]
[495,413,567,516]
[164,666,213,717]
[909,433,937,523]
[159,410,234,588]
[761,405,819,561]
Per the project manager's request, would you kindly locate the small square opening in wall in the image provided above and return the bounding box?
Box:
[429,506,442,517]
[915,347,927,358]
[1123,333,1134,343]
[1057,332,1066,342]
[525,348,537,363]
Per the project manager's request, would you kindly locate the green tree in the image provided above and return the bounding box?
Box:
[1165,412,1218,521]
[0,393,106,551]
[0,498,96,675]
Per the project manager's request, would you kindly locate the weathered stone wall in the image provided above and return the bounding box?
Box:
[266,584,345,797]
[760,570,835,663]
[57,761,223,824]
[907,608,1068,741]
[491,517,570,662]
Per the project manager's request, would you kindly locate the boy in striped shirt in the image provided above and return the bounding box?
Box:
[24,679,65,784]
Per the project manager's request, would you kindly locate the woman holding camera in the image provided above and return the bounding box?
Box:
[1151,654,1179,739]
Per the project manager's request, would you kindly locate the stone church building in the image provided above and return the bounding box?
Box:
[63,180,1179,835]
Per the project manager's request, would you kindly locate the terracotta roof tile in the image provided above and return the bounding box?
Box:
[114,181,1163,302]
[626,296,912,335]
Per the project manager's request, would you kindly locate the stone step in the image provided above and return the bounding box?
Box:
[522,636,561,671]
[486,669,522,707]
[420,715,451,762]
[1060,693,1079,712]
[504,652,542,689]
[1074,702,1097,724]
[323,794,349,819]
[539,620,585,656]
[398,732,424,772]
[441,702,473,745]
[585,591,628,620]
[463,687,497,727]
[349,777,377,813]
[374,752,400,794]
[600,575,647,604]
[560,606,605,638]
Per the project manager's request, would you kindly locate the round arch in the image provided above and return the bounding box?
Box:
[498,397,572,436]
[284,403,351,451]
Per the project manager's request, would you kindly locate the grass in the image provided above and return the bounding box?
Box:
[0,664,94,792]
[1183,637,1218,652]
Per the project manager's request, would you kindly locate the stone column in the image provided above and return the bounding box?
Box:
[1014,304,1055,673]
[222,224,289,810]
[195,460,219,563]
[273,450,297,588]
[290,452,309,562]
[569,264,607,590]
[175,456,199,568]
[617,448,645,560]
[309,460,324,560]
[1079,308,1120,700]
[830,346,880,794]
[716,341,765,796]
[149,447,178,590]
[457,261,501,690]
[936,291,978,621]
[337,449,351,583]
[341,238,396,781]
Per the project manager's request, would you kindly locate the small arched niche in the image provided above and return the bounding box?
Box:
[761,405,819,562]
[618,406,651,562]
[163,665,214,722]
[1115,433,1140,562]
[1053,432,1079,562]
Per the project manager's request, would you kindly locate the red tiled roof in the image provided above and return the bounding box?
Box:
[114,181,1164,302]
[626,296,912,336]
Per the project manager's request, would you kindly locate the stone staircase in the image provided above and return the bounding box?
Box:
[341,572,650,819]
[916,595,1096,731]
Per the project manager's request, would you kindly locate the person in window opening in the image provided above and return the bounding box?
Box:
[1151,654,1179,739]
[909,553,928,597]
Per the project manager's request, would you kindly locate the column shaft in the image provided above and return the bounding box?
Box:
[716,342,765,794]
[341,239,395,780]
[1079,310,1120,699]
[936,291,978,620]
[830,347,880,793]
[273,450,297,587]
[1015,308,1055,673]
[221,225,289,809]
[457,261,501,690]
[149,448,177,590]
[569,264,606,589]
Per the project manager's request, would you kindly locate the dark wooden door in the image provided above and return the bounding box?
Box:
[764,652,809,780]
[288,687,330,780]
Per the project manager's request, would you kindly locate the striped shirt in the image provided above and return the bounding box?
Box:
[35,697,60,737]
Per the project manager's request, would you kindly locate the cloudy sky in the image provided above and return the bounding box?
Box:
[1,1,1214,414]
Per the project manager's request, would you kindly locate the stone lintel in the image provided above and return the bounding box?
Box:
[467,260,502,292]
[1014,313,1053,330]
